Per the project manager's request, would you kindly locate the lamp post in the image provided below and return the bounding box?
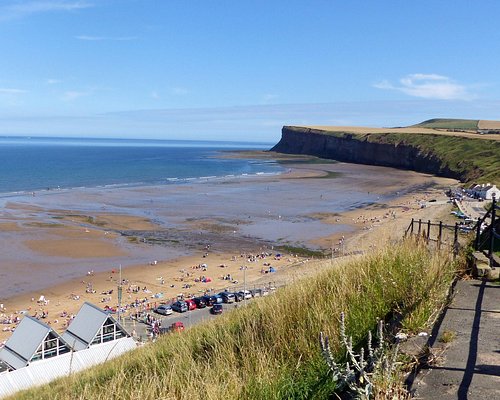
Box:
[117,264,123,323]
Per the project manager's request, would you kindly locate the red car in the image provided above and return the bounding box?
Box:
[170,321,185,332]
[185,298,197,311]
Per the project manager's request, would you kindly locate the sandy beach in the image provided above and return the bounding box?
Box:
[0,161,459,344]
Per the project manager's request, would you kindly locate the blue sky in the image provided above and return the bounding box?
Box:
[1,0,499,142]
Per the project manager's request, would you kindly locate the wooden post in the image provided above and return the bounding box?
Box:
[475,217,482,250]
[418,219,422,236]
[489,194,496,259]
[453,222,459,258]
[410,218,414,235]
[438,221,443,250]
[427,220,431,242]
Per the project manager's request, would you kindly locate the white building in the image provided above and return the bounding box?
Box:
[0,303,137,399]
[471,183,500,200]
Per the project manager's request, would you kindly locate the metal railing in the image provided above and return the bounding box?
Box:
[404,218,464,256]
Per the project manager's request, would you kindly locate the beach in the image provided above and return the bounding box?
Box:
[0,160,458,344]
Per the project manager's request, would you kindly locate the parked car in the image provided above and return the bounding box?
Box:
[214,294,224,304]
[238,290,252,300]
[250,289,262,298]
[193,297,207,308]
[159,321,185,334]
[170,321,185,332]
[171,300,188,313]
[219,292,235,303]
[233,292,244,302]
[211,304,223,315]
[202,295,218,306]
[153,304,173,316]
[185,298,197,311]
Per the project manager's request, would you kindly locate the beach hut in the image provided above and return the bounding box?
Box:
[0,316,71,370]
[0,303,136,399]
[62,302,129,351]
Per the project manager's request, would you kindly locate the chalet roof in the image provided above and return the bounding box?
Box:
[0,316,71,370]
[0,360,9,373]
[61,302,128,351]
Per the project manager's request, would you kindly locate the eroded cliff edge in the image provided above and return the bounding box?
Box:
[271,126,500,184]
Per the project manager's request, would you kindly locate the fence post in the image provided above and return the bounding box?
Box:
[418,219,422,236]
[489,194,496,259]
[410,218,414,235]
[475,217,482,250]
[427,220,431,242]
[453,222,459,258]
[438,221,443,250]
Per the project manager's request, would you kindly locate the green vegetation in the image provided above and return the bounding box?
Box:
[17,240,459,400]
[439,330,457,343]
[276,244,326,258]
[321,130,500,184]
[85,216,107,227]
[412,118,478,130]
[24,222,64,228]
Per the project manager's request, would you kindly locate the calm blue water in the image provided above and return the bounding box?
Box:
[0,137,281,194]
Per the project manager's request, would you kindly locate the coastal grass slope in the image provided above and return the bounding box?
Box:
[14,241,459,400]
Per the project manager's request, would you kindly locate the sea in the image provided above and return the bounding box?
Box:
[0,137,282,195]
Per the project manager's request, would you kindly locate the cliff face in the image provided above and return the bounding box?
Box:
[271,126,462,180]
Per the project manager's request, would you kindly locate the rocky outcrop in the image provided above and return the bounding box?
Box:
[271,126,462,180]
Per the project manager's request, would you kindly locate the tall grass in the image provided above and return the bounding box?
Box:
[14,240,458,400]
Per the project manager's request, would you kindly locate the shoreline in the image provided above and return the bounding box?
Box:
[0,161,458,344]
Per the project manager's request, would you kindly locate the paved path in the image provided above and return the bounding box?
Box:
[410,279,500,399]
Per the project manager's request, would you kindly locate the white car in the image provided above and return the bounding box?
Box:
[154,304,173,316]
[238,290,252,300]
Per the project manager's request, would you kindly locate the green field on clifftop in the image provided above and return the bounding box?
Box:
[412,118,479,130]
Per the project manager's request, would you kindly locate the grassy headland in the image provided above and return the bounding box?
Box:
[15,240,460,400]
[279,124,500,184]
[412,118,478,130]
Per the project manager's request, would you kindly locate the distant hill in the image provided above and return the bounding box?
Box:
[411,118,479,130]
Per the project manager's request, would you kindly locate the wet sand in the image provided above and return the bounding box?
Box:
[0,161,458,343]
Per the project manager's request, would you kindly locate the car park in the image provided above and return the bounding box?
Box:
[171,300,188,313]
[185,298,197,311]
[153,304,173,316]
[211,304,223,315]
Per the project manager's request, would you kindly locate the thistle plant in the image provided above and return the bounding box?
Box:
[320,312,402,399]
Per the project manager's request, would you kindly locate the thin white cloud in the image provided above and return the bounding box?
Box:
[151,91,160,99]
[0,1,92,21]
[76,35,137,41]
[374,73,472,100]
[262,94,279,104]
[46,78,62,85]
[62,90,88,101]
[0,88,27,94]
[171,87,189,96]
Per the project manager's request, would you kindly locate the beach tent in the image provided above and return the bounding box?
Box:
[0,316,71,370]
[269,267,276,273]
[62,302,129,351]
